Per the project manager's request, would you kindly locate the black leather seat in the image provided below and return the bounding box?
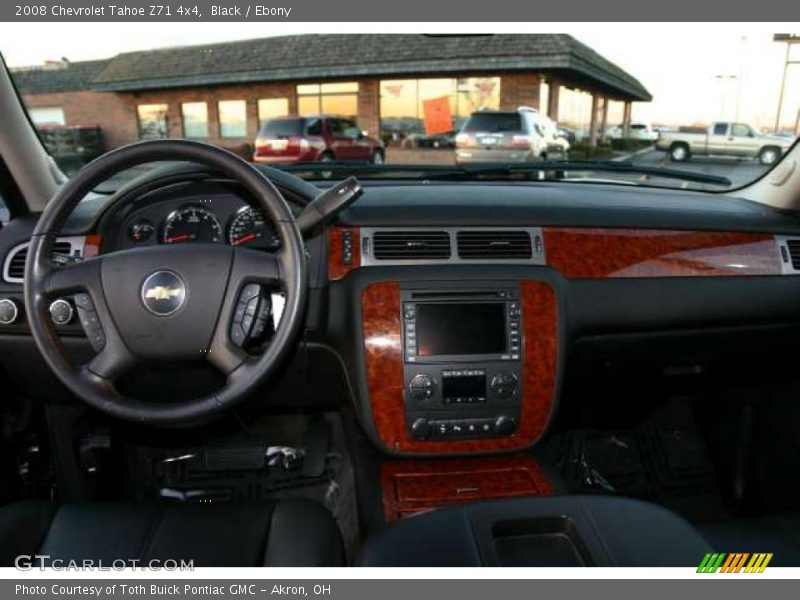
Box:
[359,496,712,567]
[0,499,344,567]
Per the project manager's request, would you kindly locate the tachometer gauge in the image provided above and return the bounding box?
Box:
[163,205,223,244]
[227,206,280,249]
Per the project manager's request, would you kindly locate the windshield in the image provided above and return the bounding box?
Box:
[3,30,799,191]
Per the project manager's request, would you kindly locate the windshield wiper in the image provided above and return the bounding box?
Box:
[276,160,732,187]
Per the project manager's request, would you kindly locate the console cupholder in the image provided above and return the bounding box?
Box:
[491,516,595,567]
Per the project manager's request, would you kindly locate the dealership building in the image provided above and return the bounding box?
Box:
[12,34,651,152]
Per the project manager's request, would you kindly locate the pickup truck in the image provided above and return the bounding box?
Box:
[655,122,792,165]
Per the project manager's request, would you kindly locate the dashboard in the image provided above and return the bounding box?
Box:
[4,165,800,457]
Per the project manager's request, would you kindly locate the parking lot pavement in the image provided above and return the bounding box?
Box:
[624,149,770,189]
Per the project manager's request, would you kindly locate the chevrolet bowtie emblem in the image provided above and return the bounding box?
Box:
[141,271,186,316]
[145,286,181,301]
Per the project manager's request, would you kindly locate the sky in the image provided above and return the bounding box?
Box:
[0,22,798,130]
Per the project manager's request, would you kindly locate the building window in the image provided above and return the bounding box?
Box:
[218,100,247,138]
[258,98,289,128]
[28,106,66,126]
[137,104,169,139]
[297,82,358,119]
[379,77,500,147]
[181,102,208,138]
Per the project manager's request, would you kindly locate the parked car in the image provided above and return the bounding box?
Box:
[36,125,105,175]
[608,122,659,141]
[401,130,457,149]
[655,121,792,165]
[556,126,578,146]
[254,115,384,164]
[455,107,568,164]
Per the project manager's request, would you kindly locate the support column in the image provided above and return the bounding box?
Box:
[547,81,560,121]
[599,98,609,143]
[623,101,633,138]
[357,78,380,138]
[589,94,600,147]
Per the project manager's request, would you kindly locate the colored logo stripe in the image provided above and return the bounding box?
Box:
[697,553,773,573]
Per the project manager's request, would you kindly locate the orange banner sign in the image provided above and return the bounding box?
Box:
[422,96,453,136]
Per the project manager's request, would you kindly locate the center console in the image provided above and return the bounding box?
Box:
[360,277,559,455]
[401,288,523,440]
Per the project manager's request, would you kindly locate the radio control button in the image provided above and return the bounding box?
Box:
[409,374,436,402]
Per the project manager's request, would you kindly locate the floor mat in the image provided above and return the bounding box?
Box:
[125,412,360,563]
[544,398,731,522]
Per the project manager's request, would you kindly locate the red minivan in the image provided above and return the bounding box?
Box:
[253,115,384,164]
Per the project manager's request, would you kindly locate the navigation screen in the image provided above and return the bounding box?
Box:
[415,303,507,357]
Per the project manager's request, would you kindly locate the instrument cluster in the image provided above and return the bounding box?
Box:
[118,195,281,251]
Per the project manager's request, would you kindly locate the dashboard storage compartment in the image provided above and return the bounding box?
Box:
[381,456,553,521]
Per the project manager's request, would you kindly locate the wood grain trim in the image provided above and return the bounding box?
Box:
[82,234,102,259]
[543,228,780,278]
[361,280,558,454]
[328,226,360,281]
[381,455,554,521]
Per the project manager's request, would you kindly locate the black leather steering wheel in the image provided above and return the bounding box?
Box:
[24,140,308,426]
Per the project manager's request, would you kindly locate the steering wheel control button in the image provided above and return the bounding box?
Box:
[231,283,273,347]
[48,299,74,326]
[0,298,20,325]
[73,294,106,352]
[141,270,186,316]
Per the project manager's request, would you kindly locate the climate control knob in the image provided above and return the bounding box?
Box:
[490,371,518,399]
[493,415,518,435]
[410,418,430,439]
[0,298,20,325]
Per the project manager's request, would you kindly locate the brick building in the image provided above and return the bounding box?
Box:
[11,34,651,153]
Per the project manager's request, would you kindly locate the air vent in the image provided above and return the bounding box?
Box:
[372,231,451,260]
[3,241,78,283]
[786,239,800,270]
[457,230,532,259]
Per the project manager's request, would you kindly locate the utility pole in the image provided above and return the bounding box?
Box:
[773,34,800,133]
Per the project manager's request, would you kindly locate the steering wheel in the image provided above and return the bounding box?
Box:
[24,140,308,426]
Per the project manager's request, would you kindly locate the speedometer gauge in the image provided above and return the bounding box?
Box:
[163,205,223,244]
[227,206,280,249]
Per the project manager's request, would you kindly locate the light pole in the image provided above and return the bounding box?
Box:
[773,34,800,133]
[714,75,737,121]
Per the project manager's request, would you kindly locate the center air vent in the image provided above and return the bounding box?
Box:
[457,230,532,259]
[3,240,80,283]
[372,231,451,260]
[785,239,800,270]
